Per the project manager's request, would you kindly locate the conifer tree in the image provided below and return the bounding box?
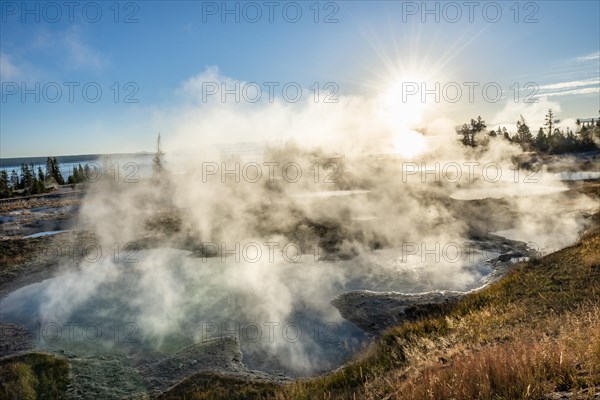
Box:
[535,127,548,152]
[37,166,45,183]
[515,115,533,149]
[153,133,165,175]
[0,170,10,198]
[544,109,555,136]
[9,169,19,189]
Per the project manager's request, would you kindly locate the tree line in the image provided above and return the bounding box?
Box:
[0,157,93,199]
[461,109,600,154]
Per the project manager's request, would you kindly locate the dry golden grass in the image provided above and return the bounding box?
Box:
[0,353,70,400]
[156,372,279,400]
[3,185,597,399]
[3,230,597,399]
[388,305,600,400]
[0,362,37,400]
[271,227,600,400]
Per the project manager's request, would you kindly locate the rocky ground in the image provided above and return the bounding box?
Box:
[50,336,290,399]
[0,179,598,398]
[330,235,534,336]
[0,323,33,357]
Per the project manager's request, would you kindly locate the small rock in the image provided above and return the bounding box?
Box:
[190,360,198,366]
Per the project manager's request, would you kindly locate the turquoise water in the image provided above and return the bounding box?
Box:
[0,244,494,375]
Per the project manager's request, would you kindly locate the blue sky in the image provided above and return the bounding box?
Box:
[1,0,599,157]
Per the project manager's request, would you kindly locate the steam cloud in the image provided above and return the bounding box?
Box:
[25,67,598,375]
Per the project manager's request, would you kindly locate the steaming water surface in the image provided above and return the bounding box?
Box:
[558,171,600,181]
[0,244,496,376]
[22,230,67,238]
[448,169,599,200]
[291,190,371,199]
[450,184,567,200]
[2,149,595,379]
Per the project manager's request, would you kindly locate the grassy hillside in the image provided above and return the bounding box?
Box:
[0,352,70,400]
[161,220,600,400]
[2,187,598,399]
[274,227,600,399]
[2,230,597,399]
[156,372,279,400]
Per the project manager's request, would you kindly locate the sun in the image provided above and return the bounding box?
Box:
[391,129,427,158]
[379,76,429,128]
[377,76,430,158]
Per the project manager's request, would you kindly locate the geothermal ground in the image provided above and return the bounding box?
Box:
[0,150,598,398]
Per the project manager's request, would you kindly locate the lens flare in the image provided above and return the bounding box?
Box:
[392,129,427,158]
[377,77,430,158]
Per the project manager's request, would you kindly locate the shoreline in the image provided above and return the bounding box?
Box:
[331,249,532,336]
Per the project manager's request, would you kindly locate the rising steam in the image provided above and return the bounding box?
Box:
[31,67,597,375]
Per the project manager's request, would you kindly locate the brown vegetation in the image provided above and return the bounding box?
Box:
[0,353,70,400]
[271,228,600,400]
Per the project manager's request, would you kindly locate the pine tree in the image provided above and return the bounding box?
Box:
[0,170,10,198]
[45,157,53,179]
[9,169,19,189]
[50,157,64,185]
[68,163,88,184]
[549,128,566,154]
[460,116,487,147]
[535,127,548,152]
[30,177,44,194]
[564,128,578,151]
[544,109,555,136]
[20,164,33,189]
[153,133,166,175]
[473,116,486,133]
[515,115,533,150]
[460,124,471,146]
[37,166,45,183]
[578,125,593,147]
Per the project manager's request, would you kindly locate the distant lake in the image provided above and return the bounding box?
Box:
[0,143,266,180]
[0,153,155,180]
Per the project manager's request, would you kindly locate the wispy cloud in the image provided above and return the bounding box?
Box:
[575,51,600,63]
[0,53,20,81]
[63,27,108,71]
[536,77,599,98]
[539,78,600,91]
[536,86,599,98]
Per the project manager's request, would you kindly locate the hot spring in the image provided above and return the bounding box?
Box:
[1,148,597,393]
